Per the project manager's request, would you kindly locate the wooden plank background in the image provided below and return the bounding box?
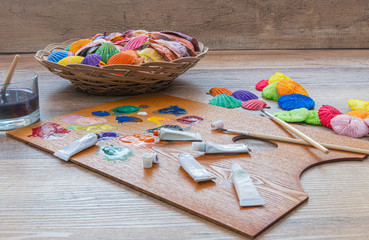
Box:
[1,0,369,53]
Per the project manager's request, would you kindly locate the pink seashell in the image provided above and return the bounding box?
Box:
[330,114,369,138]
[318,105,342,129]
[364,118,369,127]
[122,35,149,51]
[241,99,269,110]
[255,79,269,91]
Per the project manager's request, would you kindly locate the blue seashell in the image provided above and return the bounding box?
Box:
[81,53,102,66]
[231,90,258,101]
[278,94,315,110]
[47,51,69,63]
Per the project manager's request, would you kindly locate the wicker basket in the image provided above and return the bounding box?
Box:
[35,39,208,95]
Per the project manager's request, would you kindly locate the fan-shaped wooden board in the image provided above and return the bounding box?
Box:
[7,93,369,238]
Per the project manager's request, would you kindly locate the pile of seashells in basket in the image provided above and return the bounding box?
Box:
[46,30,202,66]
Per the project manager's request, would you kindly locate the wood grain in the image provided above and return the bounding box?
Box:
[1,50,369,239]
[1,0,369,53]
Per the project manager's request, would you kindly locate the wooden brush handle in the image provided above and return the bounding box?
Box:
[2,55,20,91]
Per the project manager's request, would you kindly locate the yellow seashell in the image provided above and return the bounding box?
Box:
[58,56,84,65]
[345,110,369,119]
[138,48,166,63]
[348,99,369,111]
[268,72,292,85]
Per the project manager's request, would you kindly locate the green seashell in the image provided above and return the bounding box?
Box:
[95,42,120,63]
[304,110,322,125]
[65,42,73,51]
[209,94,242,108]
[262,82,280,101]
[274,108,309,122]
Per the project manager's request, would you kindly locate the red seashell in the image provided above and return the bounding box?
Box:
[318,105,343,129]
[122,35,149,51]
[255,79,269,91]
[241,99,269,110]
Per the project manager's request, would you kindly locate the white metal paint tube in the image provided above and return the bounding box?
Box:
[154,128,202,141]
[232,163,265,207]
[53,133,98,161]
[178,152,216,182]
[192,141,250,154]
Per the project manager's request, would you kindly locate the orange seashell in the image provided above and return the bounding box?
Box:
[207,87,232,96]
[107,50,143,65]
[69,39,93,53]
[345,110,369,119]
[276,80,309,96]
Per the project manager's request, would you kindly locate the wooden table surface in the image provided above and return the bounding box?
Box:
[1,50,369,240]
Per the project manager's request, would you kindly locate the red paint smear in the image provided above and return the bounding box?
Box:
[176,115,204,125]
[28,122,70,139]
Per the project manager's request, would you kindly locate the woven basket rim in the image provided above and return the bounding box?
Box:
[35,38,209,68]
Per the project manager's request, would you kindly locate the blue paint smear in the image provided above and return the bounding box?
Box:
[158,106,187,116]
[92,111,110,117]
[97,132,120,141]
[116,116,142,125]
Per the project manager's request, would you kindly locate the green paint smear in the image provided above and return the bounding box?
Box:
[111,106,140,115]
[68,124,117,133]
[99,145,132,162]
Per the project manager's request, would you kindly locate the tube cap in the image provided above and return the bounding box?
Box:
[231,163,242,172]
[211,120,224,130]
[192,142,206,152]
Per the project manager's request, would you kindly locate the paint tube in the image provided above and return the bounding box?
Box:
[143,152,159,168]
[232,163,265,207]
[154,128,202,141]
[192,141,250,154]
[53,133,98,161]
[178,152,216,182]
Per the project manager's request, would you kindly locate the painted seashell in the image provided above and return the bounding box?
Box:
[65,43,73,51]
[155,33,197,56]
[81,53,102,66]
[345,110,369,120]
[122,35,149,51]
[91,33,105,41]
[69,39,93,53]
[232,90,258,101]
[105,32,122,40]
[78,46,100,57]
[208,94,242,109]
[262,82,280,101]
[207,87,232,96]
[268,72,292,85]
[154,39,189,57]
[76,39,106,56]
[255,79,269,91]
[364,118,369,127]
[348,99,369,111]
[57,56,84,65]
[277,80,309,96]
[331,114,369,138]
[318,105,342,129]
[160,30,200,52]
[149,40,178,61]
[149,32,172,41]
[274,108,310,122]
[107,50,143,65]
[47,50,69,63]
[138,47,166,63]
[241,99,269,110]
[278,94,315,110]
[95,42,120,64]
[304,110,322,125]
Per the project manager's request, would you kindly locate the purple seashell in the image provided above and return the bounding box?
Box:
[67,51,75,56]
[122,35,149,51]
[105,32,122,40]
[231,90,258,101]
[160,30,200,51]
[81,53,102,66]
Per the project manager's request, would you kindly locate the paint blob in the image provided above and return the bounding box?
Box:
[98,145,132,162]
[92,111,110,117]
[147,116,170,126]
[61,115,83,123]
[116,116,143,124]
[97,132,120,141]
[28,122,70,140]
[137,111,148,115]
[68,124,117,133]
[146,124,190,133]
[111,105,140,114]
[61,115,107,125]
[120,134,157,144]
[176,115,204,125]
[139,104,150,109]
[157,106,187,116]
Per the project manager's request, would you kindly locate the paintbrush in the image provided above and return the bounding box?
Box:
[211,120,369,155]
[260,109,329,154]
[1,55,20,103]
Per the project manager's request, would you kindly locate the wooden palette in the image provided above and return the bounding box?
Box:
[7,93,369,238]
